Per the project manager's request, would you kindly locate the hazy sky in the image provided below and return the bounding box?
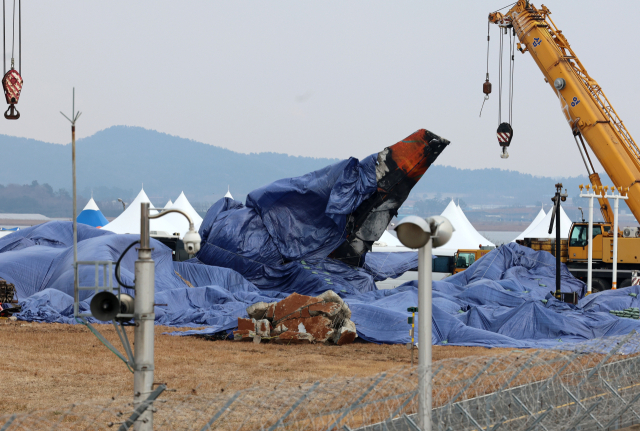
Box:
[4,1,638,177]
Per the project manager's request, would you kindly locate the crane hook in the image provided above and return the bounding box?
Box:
[497,122,513,159]
[2,68,22,120]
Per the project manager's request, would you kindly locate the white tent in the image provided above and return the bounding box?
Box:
[162,191,204,237]
[513,206,547,241]
[164,200,173,209]
[456,202,495,248]
[372,230,413,252]
[522,205,572,239]
[224,186,233,199]
[437,200,493,255]
[103,188,176,235]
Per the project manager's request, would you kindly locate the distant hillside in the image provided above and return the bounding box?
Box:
[0,126,604,207]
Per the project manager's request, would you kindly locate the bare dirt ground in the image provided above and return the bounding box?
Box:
[0,320,518,414]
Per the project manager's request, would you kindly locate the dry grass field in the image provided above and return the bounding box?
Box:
[0,320,518,414]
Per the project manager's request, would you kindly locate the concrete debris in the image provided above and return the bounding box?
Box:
[246,302,270,320]
[233,292,357,345]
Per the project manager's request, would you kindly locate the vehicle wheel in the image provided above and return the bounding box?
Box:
[591,278,608,293]
[619,278,632,289]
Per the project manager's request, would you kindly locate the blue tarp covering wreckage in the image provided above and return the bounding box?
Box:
[1,129,640,350]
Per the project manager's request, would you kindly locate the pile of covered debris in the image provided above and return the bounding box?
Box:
[233,291,357,345]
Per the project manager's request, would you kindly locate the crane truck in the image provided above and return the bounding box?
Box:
[488,1,640,291]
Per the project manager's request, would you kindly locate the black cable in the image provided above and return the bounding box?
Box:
[3,0,5,74]
[115,240,139,289]
[509,29,515,125]
[491,2,517,13]
[10,0,14,62]
[498,28,504,124]
[485,21,490,80]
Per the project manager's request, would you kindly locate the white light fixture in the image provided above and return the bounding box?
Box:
[394,215,453,431]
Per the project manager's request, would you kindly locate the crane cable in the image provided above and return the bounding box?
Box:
[3,0,18,73]
[479,21,491,117]
[508,27,515,126]
[498,26,504,124]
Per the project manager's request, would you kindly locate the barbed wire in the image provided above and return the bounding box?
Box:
[3,335,640,430]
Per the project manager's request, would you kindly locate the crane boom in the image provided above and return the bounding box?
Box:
[489,1,640,224]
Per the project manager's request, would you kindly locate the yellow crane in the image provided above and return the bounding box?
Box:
[487,1,640,290]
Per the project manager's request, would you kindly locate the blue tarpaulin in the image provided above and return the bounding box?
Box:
[2,150,640,350]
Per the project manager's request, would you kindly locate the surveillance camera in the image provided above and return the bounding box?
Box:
[183,229,201,254]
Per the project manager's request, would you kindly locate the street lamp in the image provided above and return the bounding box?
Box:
[117,198,126,212]
[395,215,453,431]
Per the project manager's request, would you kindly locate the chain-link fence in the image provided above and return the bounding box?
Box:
[4,333,640,430]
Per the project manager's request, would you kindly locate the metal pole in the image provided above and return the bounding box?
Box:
[588,192,594,295]
[134,202,155,431]
[612,193,619,290]
[555,192,561,298]
[418,241,432,431]
[72,102,78,308]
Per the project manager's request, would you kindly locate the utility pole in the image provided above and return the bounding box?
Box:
[579,184,602,295]
[549,183,567,299]
[605,187,628,290]
[61,89,82,302]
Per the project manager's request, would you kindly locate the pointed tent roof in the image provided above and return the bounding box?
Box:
[164,200,173,209]
[162,191,204,237]
[522,205,572,239]
[513,206,547,241]
[456,202,495,248]
[102,188,175,235]
[77,198,108,228]
[372,230,414,252]
[224,186,233,199]
[436,200,487,254]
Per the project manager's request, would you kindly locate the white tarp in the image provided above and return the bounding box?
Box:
[513,206,547,241]
[164,200,173,209]
[523,205,572,239]
[162,191,204,237]
[103,188,175,235]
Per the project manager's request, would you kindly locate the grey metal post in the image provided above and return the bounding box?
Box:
[134,202,155,431]
[613,192,619,289]
[418,240,433,431]
[60,89,82,313]
[588,191,594,294]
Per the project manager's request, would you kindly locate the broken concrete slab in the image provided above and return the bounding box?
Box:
[237,317,255,332]
[274,316,334,343]
[247,302,270,320]
[233,329,256,341]
[273,292,321,322]
[255,319,270,337]
[235,291,358,345]
[334,319,357,345]
[308,302,341,318]
[273,331,315,344]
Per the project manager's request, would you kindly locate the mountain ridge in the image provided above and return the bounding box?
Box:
[0,126,602,204]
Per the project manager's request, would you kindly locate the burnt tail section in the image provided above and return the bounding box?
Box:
[329,129,450,266]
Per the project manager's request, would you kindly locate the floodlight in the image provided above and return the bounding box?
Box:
[394,216,431,249]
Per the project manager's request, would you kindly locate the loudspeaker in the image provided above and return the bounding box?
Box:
[90,292,134,322]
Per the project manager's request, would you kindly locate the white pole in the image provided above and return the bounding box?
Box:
[587,193,594,295]
[418,241,432,431]
[612,193,619,290]
[134,202,155,431]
